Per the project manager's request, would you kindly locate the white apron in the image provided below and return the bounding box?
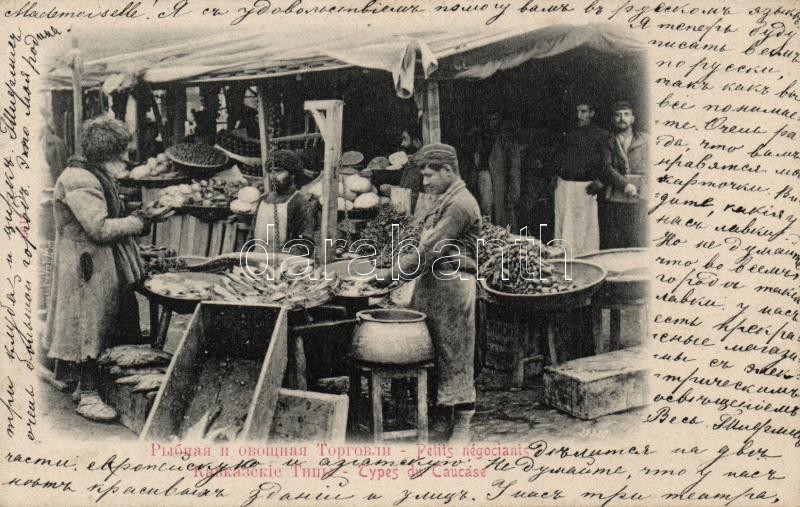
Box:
[253,191,297,248]
[554,178,599,256]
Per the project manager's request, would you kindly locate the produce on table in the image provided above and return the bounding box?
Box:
[140,246,188,276]
[482,240,578,295]
[146,178,254,210]
[129,152,177,179]
[166,143,228,168]
[306,170,381,211]
[356,203,423,266]
[229,185,262,214]
[353,192,380,209]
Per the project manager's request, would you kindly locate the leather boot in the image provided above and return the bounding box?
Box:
[448,409,475,443]
[430,406,453,441]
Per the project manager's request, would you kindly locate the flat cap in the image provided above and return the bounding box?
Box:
[612,100,634,112]
[414,143,459,171]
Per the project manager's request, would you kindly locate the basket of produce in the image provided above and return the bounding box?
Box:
[216,130,262,159]
[166,143,228,170]
[576,248,649,302]
[479,239,606,312]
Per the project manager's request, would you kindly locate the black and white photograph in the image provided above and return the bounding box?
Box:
[37,21,650,445]
[3,1,798,505]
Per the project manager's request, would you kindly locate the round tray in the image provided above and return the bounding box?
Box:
[165,144,228,169]
[138,272,228,313]
[576,248,649,302]
[480,260,607,312]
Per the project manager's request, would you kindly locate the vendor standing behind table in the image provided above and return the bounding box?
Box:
[598,101,650,249]
[43,118,152,422]
[553,102,615,256]
[249,149,318,255]
[373,144,481,444]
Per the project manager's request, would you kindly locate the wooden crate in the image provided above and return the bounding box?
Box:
[270,388,348,443]
[141,302,288,442]
[103,380,156,435]
[543,347,648,420]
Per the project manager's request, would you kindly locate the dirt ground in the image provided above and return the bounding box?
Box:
[44,297,646,443]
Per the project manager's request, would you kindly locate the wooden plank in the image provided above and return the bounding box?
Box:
[208,220,226,257]
[416,368,428,442]
[104,380,155,435]
[369,370,383,442]
[166,214,184,252]
[220,222,238,254]
[170,84,187,144]
[270,388,348,443]
[70,38,83,156]
[141,304,204,440]
[421,81,441,144]
[242,306,288,442]
[179,214,199,256]
[256,84,270,177]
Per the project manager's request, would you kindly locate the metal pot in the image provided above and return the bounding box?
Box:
[351,309,434,365]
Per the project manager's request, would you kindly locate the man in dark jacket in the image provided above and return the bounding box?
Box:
[599,101,650,248]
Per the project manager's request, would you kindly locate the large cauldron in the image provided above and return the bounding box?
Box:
[351,309,434,365]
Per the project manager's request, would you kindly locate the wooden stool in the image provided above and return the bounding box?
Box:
[350,362,432,443]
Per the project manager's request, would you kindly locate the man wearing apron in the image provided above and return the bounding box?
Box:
[250,150,318,254]
[374,144,482,443]
[553,102,614,256]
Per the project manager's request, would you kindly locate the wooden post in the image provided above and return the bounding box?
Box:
[421,81,441,144]
[167,84,186,145]
[305,100,343,266]
[70,38,83,155]
[256,84,271,176]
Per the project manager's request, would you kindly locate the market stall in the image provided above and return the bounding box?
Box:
[43,22,649,442]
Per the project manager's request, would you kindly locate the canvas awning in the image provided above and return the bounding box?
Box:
[46,23,645,97]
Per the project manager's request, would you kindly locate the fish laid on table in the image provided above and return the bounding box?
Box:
[98,345,172,368]
[107,365,167,377]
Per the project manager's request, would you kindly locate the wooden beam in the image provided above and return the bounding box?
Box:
[256,84,271,177]
[304,100,343,265]
[168,84,187,144]
[421,81,441,144]
[70,38,83,155]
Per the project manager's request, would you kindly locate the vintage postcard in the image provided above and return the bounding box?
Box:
[0,0,798,505]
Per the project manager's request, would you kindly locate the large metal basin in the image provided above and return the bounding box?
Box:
[351,309,434,365]
[577,248,649,303]
[480,260,607,312]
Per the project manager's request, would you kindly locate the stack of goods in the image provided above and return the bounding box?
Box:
[305,172,381,212]
[129,153,179,180]
[140,245,187,276]
[358,204,423,267]
[145,178,260,211]
[98,345,172,394]
[229,186,262,215]
[166,143,228,169]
